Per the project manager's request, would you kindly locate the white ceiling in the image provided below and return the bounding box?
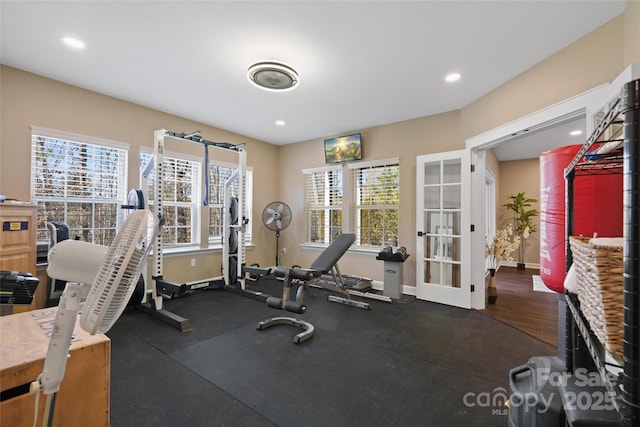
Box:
[0,1,627,151]
[492,115,587,161]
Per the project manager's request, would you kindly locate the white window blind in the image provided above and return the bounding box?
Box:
[350,161,399,246]
[208,163,253,245]
[303,166,343,244]
[140,151,201,247]
[31,128,129,246]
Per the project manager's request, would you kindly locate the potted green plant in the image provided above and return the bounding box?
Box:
[503,192,539,270]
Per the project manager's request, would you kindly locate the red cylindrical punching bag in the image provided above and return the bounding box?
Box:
[539,145,623,293]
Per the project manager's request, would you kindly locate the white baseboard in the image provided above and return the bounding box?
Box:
[403,285,417,296]
[371,280,417,296]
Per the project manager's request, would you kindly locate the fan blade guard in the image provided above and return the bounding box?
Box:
[80,210,157,334]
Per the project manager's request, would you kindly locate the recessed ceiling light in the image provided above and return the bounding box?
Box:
[248,61,299,91]
[62,36,85,49]
[570,130,583,136]
[445,73,461,83]
[275,120,286,126]
[62,37,84,49]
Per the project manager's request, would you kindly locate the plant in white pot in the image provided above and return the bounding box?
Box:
[503,192,539,270]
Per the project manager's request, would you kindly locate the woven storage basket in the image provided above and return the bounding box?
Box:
[569,236,624,357]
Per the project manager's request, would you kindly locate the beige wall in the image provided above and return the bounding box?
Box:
[278,111,462,286]
[624,0,640,67]
[485,148,501,235]
[0,65,279,283]
[461,14,624,141]
[498,159,541,266]
[1,5,638,288]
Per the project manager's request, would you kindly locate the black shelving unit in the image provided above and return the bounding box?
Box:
[564,78,640,426]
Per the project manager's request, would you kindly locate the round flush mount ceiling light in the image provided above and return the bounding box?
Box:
[248,61,299,91]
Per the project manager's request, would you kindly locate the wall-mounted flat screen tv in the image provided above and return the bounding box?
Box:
[324,133,362,164]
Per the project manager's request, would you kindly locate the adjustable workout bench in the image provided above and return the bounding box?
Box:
[306,233,374,309]
[257,266,317,344]
[257,234,376,344]
[257,234,390,343]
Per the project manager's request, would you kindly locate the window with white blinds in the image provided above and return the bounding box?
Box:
[140,151,201,247]
[303,166,343,244]
[349,161,400,247]
[31,128,129,246]
[208,163,253,245]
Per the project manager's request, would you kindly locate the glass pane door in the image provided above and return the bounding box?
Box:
[416,150,470,308]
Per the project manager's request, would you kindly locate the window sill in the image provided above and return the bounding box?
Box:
[160,244,254,257]
[300,243,383,255]
[37,245,255,269]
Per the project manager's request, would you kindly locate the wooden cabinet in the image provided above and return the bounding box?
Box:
[0,307,110,427]
[0,202,42,312]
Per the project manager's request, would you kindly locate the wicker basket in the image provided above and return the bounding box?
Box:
[569,236,624,357]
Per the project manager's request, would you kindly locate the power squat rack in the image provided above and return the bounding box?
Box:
[137,129,257,332]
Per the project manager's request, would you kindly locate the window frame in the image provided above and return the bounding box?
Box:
[30,126,129,246]
[348,159,400,248]
[139,148,202,249]
[302,165,344,245]
[207,160,253,247]
[302,158,400,249]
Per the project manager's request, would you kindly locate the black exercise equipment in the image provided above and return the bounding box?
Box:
[46,220,70,303]
[304,233,390,309]
[245,263,264,282]
[121,188,145,211]
[257,266,317,344]
[261,234,384,310]
[256,234,384,342]
[375,245,409,262]
[0,270,39,307]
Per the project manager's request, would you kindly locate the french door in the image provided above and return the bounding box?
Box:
[416,150,472,308]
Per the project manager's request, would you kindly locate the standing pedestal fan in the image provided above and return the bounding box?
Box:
[262,201,292,266]
[30,210,158,427]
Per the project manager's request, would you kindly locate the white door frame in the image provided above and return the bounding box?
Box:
[485,165,496,269]
[465,63,639,309]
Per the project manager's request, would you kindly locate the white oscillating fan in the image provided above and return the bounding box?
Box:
[31,209,157,427]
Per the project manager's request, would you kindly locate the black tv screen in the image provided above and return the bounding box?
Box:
[324,133,362,164]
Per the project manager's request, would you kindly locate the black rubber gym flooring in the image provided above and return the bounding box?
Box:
[107,278,556,426]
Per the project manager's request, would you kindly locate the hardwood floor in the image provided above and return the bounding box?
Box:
[480,266,559,347]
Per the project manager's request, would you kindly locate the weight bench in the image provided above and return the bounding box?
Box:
[257,234,379,344]
[257,266,317,344]
[306,233,375,309]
